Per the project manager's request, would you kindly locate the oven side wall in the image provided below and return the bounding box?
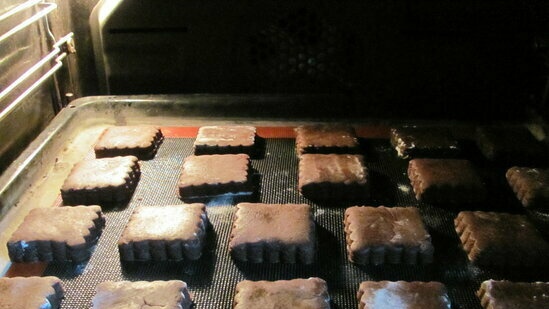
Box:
[0,0,99,175]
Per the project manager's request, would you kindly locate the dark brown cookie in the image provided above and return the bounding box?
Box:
[407,158,485,204]
[92,280,192,309]
[454,211,549,266]
[506,166,549,211]
[7,205,105,262]
[477,280,549,309]
[193,125,257,156]
[298,154,369,200]
[390,126,460,159]
[94,125,163,160]
[61,156,141,206]
[118,204,208,261]
[295,125,359,155]
[178,154,253,201]
[357,281,451,309]
[476,126,548,166]
[234,278,330,309]
[229,203,315,264]
[344,206,433,265]
[0,276,64,309]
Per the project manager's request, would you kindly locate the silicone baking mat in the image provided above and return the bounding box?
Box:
[32,129,549,308]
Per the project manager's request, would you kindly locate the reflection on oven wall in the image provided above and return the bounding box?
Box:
[0,0,548,174]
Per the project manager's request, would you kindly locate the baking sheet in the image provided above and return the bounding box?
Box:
[1,95,548,308]
[6,130,545,308]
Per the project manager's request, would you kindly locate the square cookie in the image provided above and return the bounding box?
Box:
[298,154,369,200]
[295,125,359,155]
[358,281,451,309]
[0,276,64,309]
[92,280,192,309]
[234,278,330,309]
[61,156,141,206]
[94,125,163,160]
[476,126,548,166]
[118,204,208,261]
[178,154,253,201]
[454,211,549,266]
[407,158,485,204]
[344,206,433,265]
[193,125,257,156]
[229,203,315,264]
[7,205,105,262]
[477,280,549,309]
[390,126,460,159]
[506,166,549,211]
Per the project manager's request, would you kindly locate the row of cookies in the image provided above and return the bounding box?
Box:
[61,149,535,208]
[406,156,549,213]
[92,123,549,166]
[390,125,548,165]
[8,202,549,268]
[2,276,548,309]
[60,152,257,206]
[297,123,548,166]
[93,125,258,159]
[347,206,549,266]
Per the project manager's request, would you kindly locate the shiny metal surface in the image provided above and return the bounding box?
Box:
[0,1,76,175]
[0,2,56,43]
[0,1,57,174]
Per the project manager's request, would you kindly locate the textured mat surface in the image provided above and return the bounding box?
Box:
[43,135,549,309]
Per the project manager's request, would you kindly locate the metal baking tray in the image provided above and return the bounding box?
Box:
[1,95,548,309]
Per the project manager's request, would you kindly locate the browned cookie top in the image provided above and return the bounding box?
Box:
[358,281,451,309]
[299,154,367,186]
[345,206,431,250]
[230,203,314,246]
[295,125,358,154]
[61,156,139,190]
[94,125,161,150]
[234,278,330,309]
[178,154,250,187]
[9,205,104,246]
[0,276,64,309]
[195,126,256,147]
[119,204,206,243]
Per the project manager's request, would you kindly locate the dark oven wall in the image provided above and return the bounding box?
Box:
[1,0,549,175]
[90,0,549,119]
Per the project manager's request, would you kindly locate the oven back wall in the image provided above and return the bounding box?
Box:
[91,0,549,119]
